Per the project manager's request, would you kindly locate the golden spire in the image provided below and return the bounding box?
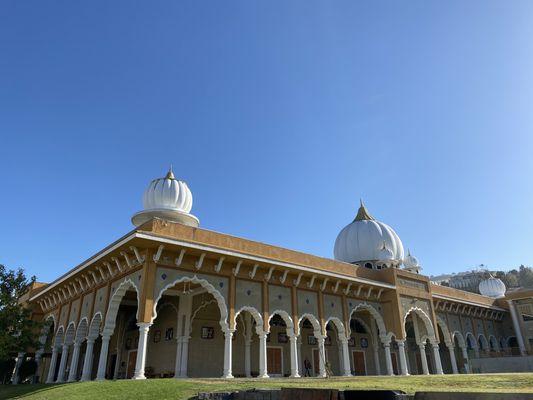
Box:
[165,165,175,180]
[354,199,375,221]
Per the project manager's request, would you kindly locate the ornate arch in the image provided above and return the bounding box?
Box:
[452,331,466,348]
[54,326,65,348]
[349,316,376,346]
[465,332,478,349]
[478,333,489,350]
[234,306,263,333]
[488,335,499,351]
[75,318,89,343]
[298,313,322,337]
[64,322,76,345]
[152,275,229,332]
[102,278,140,337]
[88,312,103,340]
[403,307,436,341]
[435,315,452,345]
[348,302,386,337]
[325,316,347,340]
[268,310,294,335]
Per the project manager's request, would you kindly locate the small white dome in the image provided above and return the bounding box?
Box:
[132,168,199,227]
[334,201,404,266]
[142,169,193,213]
[478,274,506,298]
[403,250,419,269]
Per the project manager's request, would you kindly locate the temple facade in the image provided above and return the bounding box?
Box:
[13,169,532,383]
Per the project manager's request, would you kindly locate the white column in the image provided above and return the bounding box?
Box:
[508,300,527,356]
[432,343,444,374]
[448,344,459,374]
[11,352,25,384]
[133,323,151,380]
[174,294,192,378]
[46,346,59,383]
[418,344,429,375]
[461,346,470,373]
[383,343,394,375]
[67,342,82,382]
[397,340,409,376]
[317,334,326,378]
[297,337,303,374]
[222,329,234,379]
[258,331,269,378]
[289,333,300,378]
[373,343,381,375]
[96,334,111,380]
[56,344,69,382]
[80,339,95,381]
[179,336,190,377]
[340,338,352,376]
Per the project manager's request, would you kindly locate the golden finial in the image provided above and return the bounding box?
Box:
[165,165,175,180]
[354,199,375,221]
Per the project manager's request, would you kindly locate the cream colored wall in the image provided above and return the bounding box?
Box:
[146,300,179,375]
[188,296,225,377]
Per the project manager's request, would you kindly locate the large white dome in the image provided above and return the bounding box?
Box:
[132,168,199,227]
[479,274,506,298]
[334,201,404,267]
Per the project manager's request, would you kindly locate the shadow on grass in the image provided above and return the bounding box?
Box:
[0,383,69,400]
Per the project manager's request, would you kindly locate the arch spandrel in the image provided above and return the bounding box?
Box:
[323,294,343,322]
[268,285,291,316]
[79,292,94,322]
[297,290,318,317]
[153,267,228,304]
[435,314,452,345]
[102,278,141,337]
[67,298,81,327]
[236,280,262,313]
[347,301,387,338]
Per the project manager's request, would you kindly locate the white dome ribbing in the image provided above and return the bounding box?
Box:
[334,201,404,266]
[132,168,199,227]
[403,249,422,273]
[478,274,506,298]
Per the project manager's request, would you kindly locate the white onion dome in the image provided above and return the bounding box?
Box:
[478,274,506,298]
[334,201,404,267]
[132,168,199,227]
[403,249,422,273]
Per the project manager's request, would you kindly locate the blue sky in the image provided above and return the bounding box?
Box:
[1,1,533,282]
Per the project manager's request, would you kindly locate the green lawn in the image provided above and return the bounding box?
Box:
[1,374,533,400]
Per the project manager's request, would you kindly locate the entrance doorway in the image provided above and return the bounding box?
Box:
[127,350,137,379]
[267,347,282,376]
[352,351,366,375]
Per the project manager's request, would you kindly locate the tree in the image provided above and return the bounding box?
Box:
[518,265,533,288]
[0,265,41,360]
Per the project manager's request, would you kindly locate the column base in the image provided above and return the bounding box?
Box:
[132,375,146,380]
[289,373,301,378]
[257,373,269,379]
[342,373,352,377]
[222,373,234,379]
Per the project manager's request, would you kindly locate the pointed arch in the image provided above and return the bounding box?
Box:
[350,316,376,345]
[152,275,229,332]
[102,278,140,336]
[325,316,347,340]
[298,313,322,336]
[478,334,489,350]
[348,302,386,337]
[435,315,452,345]
[465,332,477,349]
[452,331,466,348]
[88,312,103,340]
[234,306,263,333]
[268,310,294,334]
[403,307,436,341]
[488,335,499,351]
[75,318,89,343]
[54,326,65,348]
[64,322,76,345]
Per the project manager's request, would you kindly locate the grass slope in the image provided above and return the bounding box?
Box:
[1,374,533,400]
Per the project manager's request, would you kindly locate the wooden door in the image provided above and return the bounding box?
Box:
[352,351,366,375]
[390,352,399,375]
[127,351,137,379]
[267,347,282,376]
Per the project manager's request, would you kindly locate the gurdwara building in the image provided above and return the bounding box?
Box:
[12,169,533,384]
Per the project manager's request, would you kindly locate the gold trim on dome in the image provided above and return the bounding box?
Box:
[165,166,175,180]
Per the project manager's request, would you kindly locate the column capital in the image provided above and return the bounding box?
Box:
[137,322,152,332]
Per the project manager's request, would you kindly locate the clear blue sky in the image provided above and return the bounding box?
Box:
[1,1,533,283]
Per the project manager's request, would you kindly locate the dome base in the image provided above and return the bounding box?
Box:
[132,209,200,228]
